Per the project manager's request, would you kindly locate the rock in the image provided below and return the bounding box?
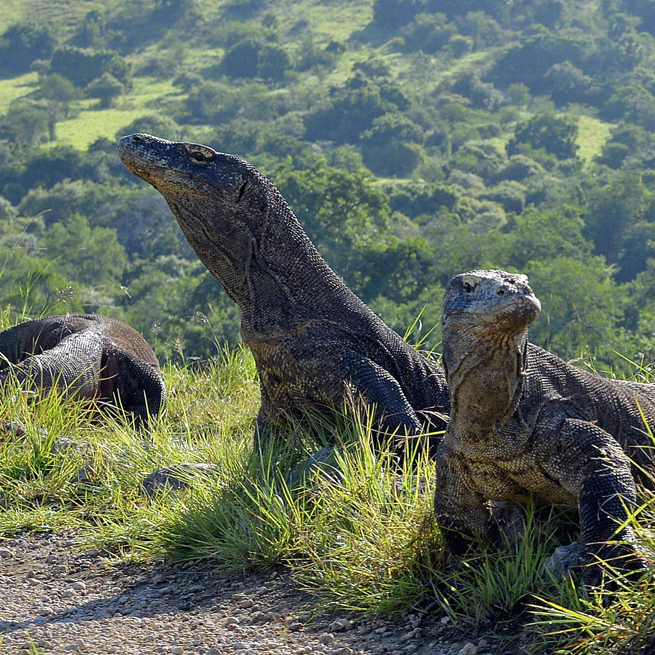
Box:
[0,547,14,558]
[457,643,477,655]
[329,618,351,632]
[318,633,334,644]
[142,463,218,496]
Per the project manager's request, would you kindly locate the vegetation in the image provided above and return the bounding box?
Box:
[0,0,655,651]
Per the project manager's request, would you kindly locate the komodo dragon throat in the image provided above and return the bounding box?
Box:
[435,269,654,585]
[118,133,448,451]
[0,314,166,429]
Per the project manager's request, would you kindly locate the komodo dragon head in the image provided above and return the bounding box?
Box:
[440,269,541,383]
[118,133,306,310]
[442,269,541,337]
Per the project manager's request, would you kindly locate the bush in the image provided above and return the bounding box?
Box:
[50,46,131,88]
[0,23,56,77]
[507,114,579,160]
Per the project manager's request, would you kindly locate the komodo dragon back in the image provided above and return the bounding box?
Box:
[0,314,166,428]
[435,269,654,587]
[118,133,449,451]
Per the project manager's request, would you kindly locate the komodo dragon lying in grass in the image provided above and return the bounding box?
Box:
[435,269,653,586]
[0,314,166,429]
[118,133,448,452]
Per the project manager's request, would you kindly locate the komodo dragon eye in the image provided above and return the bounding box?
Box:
[461,276,480,293]
[188,149,214,165]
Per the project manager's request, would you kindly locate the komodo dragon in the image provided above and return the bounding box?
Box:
[117,133,449,451]
[0,314,166,429]
[434,269,654,585]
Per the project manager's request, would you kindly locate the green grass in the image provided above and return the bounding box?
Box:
[0,72,39,113]
[577,115,613,164]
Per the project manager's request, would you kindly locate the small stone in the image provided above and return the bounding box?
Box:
[251,611,268,623]
[288,621,303,631]
[151,573,167,584]
[330,618,351,632]
[334,648,353,655]
[61,589,76,598]
[171,647,183,655]
[0,547,13,558]
[142,463,217,496]
[457,643,478,655]
[71,581,87,591]
[74,639,87,652]
[318,633,334,645]
[237,598,253,608]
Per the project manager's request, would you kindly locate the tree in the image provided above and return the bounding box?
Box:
[525,256,622,360]
[373,0,428,28]
[360,113,425,176]
[257,44,291,81]
[42,214,127,289]
[0,101,50,148]
[221,40,260,78]
[0,23,56,77]
[86,73,125,109]
[304,84,402,144]
[507,114,579,160]
[271,160,391,284]
[34,74,84,120]
[21,146,82,189]
[50,47,131,88]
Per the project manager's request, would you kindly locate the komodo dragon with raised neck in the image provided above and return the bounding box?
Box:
[0,314,166,429]
[435,269,654,585]
[118,133,449,451]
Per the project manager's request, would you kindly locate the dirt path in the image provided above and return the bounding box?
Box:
[0,532,507,655]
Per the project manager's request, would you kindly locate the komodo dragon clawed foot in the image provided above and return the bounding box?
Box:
[435,269,655,588]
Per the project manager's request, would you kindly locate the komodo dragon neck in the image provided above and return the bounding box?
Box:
[443,323,527,447]
[118,135,393,343]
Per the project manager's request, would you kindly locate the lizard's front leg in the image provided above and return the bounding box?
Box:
[541,418,649,586]
[434,444,497,555]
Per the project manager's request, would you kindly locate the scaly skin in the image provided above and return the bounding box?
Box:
[435,269,653,585]
[117,133,449,451]
[0,314,166,428]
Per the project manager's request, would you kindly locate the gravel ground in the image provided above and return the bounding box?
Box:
[0,532,514,655]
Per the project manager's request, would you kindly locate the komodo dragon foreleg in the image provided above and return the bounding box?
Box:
[540,418,648,585]
[254,353,425,454]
